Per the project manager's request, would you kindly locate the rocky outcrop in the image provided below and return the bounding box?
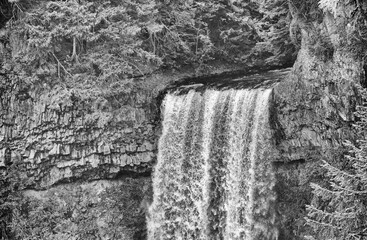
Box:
[0,19,364,240]
[273,47,363,238]
[0,73,158,188]
[1,49,363,239]
[1,1,364,240]
[275,49,362,163]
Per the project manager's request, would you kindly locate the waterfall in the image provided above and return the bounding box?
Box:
[148,88,278,240]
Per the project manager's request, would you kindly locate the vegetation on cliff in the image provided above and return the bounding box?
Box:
[306,87,367,240]
[294,0,367,239]
[0,0,295,86]
[0,1,295,239]
[9,179,150,240]
[0,0,367,239]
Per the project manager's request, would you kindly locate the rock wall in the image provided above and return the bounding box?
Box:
[0,73,158,189]
[275,49,361,163]
[0,21,364,240]
[273,47,364,239]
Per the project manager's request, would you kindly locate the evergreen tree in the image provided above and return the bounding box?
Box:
[255,0,298,65]
[306,87,367,240]
[1,0,299,86]
[3,0,162,89]
[306,2,367,238]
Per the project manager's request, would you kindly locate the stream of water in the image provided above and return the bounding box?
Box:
[148,88,278,240]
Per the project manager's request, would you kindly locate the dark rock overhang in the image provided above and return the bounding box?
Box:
[155,66,292,124]
[160,67,292,97]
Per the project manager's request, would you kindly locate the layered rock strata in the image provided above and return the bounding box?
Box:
[0,75,157,188]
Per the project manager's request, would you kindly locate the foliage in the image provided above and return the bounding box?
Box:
[0,160,28,240]
[11,179,150,240]
[192,0,260,64]
[256,0,298,65]
[1,0,298,85]
[319,0,367,46]
[306,87,367,240]
[4,0,161,90]
[273,0,367,61]
[318,0,339,16]
[142,0,215,71]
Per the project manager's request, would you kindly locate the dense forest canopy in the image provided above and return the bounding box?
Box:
[0,0,298,95]
[0,0,365,88]
[1,0,366,78]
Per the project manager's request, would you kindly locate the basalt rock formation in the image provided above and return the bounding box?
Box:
[1,2,366,239]
[1,57,363,239]
[0,72,157,188]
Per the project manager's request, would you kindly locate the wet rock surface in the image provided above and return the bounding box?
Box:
[0,74,158,189]
[164,67,291,95]
[0,46,363,239]
[273,48,363,239]
[274,49,361,164]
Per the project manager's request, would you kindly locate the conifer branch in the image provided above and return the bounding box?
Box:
[307,86,367,238]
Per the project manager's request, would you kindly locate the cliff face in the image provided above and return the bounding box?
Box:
[0,73,158,188]
[1,4,365,240]
[275,49,362,164]
[1,60,363,240]
[1,52,363,240]
[273,47,363,239]
[0,64,166,238]
[1,49,364,240]
[270,2,367,235]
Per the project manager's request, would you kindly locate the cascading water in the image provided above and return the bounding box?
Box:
[148,88,278,240]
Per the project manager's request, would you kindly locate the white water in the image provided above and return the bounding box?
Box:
[148,88,278,240]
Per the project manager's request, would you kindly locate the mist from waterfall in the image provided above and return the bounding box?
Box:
[148,88,278,240]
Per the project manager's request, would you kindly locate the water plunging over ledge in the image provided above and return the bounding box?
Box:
[148,68,290,239]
